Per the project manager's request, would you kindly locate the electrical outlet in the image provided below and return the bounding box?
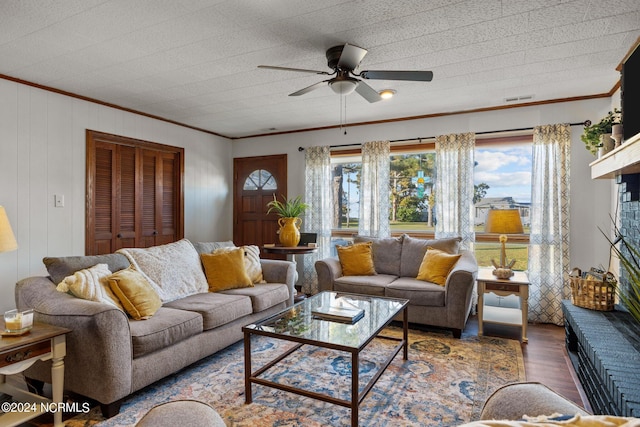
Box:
[54,194,64,208]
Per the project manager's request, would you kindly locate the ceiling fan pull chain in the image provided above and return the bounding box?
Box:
[344,95,348,135]
[339,94,344,134]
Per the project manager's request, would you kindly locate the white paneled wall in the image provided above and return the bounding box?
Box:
[0,79,233,313]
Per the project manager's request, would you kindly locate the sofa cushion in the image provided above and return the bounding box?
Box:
[386,277,446,306]
[400,235,462,278]
[117,239,209,303]
[55,263,123,310]
[416,248,462,286]
[221,283,289,312]
[337,242,376,276]
[354,235,403,276]
[129,307,203,358]
[44,253,130,285]
[163,292,253,330]
[334,274,397,296]
[201,249,253,292]
[108,266,162,320]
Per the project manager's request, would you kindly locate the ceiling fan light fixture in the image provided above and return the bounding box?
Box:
[329,79,357,95]
[379,89,396,99]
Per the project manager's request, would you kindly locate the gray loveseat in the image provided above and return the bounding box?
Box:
[315,235,478,338]
[14,239,296,418]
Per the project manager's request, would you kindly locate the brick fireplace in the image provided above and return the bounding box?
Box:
[562,175,640,416]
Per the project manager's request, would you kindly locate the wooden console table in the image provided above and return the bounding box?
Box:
[0,322,70,427]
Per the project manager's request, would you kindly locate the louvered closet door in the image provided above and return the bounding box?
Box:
[140,150,180,248]
[90,141,117,255]
[86,130,183,255]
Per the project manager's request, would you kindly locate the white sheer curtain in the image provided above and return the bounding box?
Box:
[303,146,333,295]
[528,124,571,325]
[359,140,391,238]
[435,132,475,249]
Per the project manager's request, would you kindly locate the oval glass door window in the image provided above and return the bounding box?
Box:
[243,169,277,190]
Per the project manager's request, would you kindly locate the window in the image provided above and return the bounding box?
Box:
[474,137,532,270]
[243,169,277,191]
[330,147,437,233]
[331,157,361,231]
[389,152,436,232]
[328,136,532,271]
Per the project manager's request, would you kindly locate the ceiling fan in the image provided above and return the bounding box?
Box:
[258,43,433,103]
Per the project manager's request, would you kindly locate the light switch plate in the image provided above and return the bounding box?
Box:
[54,194,64,207]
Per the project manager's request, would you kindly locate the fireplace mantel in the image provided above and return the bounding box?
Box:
[591,132,640,179]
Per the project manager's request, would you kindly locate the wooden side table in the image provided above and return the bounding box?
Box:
[0,322,70,427]
[262,245,318,302]
[476,268,530,343]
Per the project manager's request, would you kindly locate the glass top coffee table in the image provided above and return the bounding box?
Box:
[242,291,409,427]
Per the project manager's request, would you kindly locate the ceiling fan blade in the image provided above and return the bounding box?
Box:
[337,43,368,70]
[258,65,331,75]
[360,70,434,82]
[355,81,383,103]
[289,80,329,96]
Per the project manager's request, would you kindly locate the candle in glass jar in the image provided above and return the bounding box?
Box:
[5,313,23,331]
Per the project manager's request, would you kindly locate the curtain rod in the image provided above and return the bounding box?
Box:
[297,120,590,151]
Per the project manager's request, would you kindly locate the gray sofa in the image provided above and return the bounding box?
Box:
[14,240,296,418]
[315,234,478,338]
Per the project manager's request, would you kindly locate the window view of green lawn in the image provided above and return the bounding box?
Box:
[331,139,532,271]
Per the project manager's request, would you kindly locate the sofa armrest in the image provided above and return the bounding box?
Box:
[443,251,478,326]
[15,276,133,405]
[260,259,297,305]
[315,257,343,292]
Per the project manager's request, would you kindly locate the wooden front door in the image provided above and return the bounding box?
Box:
[233,154,287,256]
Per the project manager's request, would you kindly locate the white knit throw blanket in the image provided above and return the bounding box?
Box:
[117,239,208,303]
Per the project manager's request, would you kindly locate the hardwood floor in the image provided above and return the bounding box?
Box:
[465,315,589,411]
[7,316,588,426]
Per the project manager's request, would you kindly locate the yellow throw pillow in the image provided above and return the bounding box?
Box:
[212,245,265,284]
[416,247,462,286]
[336,242,376,276]
[201,248,253,292]
[108,266,162,320]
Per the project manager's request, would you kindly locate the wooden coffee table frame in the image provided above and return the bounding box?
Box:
[243,295,408,427]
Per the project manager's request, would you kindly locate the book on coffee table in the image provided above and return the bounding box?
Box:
[312,300,365,324]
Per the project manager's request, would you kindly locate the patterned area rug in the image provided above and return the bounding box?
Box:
[66,327,525,426]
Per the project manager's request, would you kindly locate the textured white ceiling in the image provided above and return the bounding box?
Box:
[1,0,639,138]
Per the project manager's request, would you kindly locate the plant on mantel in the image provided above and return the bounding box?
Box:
[582,109,622,155]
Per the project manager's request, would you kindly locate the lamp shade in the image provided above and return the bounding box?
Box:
[0,206,18,253]
[485,209,524,234]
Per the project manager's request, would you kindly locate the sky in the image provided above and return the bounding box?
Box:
[474,144,532,203]
[332,141,533,220]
